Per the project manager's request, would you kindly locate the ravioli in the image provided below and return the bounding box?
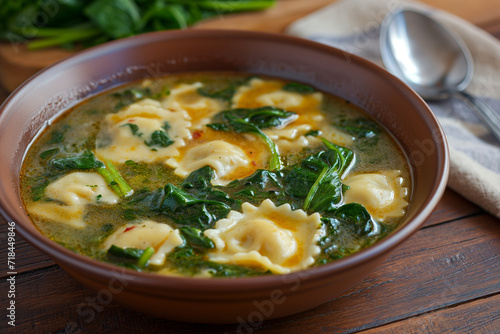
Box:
[343,170,409,221]
[166,140,251,185]
[27,172,119,228]
[204,199,323,274]
[161,82,225,129]
[96,99,191,163]
[102,220,184,266]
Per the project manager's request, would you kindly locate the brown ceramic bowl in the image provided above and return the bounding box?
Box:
[0,30,448,323]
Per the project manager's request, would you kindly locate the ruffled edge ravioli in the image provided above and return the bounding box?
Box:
[102,220,184,267]
[96,99,191,163]
[343,170,409,222]
[204,199,323,274]
[27,172,119,228]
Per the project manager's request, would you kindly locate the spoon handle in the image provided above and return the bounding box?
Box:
[457,91,500,143]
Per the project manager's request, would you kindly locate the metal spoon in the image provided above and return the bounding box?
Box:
[380,8,500,142]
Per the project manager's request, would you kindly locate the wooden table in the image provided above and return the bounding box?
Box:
[1,1,499,332]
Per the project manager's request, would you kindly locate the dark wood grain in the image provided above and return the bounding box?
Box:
[360,294,500,334]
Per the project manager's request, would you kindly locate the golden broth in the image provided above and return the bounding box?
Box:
[21,72,411,277]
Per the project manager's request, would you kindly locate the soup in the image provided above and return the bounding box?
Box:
[21,73,411,277]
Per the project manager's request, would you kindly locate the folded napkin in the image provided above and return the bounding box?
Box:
[287,0,500,218]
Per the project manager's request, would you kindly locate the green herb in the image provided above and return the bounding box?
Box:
[207,106,297,170]
[120,123,142,137]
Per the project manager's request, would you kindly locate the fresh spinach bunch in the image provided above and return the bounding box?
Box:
[0,0,276,50]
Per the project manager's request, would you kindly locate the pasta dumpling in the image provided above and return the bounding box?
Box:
[343,170,409,221]
[167,140,251,185]
[96,99,191,163]
[161,82,225,128]
[204,199,323,274]
[102,220,184,266]
[27,172,119,228]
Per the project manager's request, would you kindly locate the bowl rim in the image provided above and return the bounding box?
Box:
[0,29,449,293]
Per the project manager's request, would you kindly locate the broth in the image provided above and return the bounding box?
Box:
[21,72,411,277]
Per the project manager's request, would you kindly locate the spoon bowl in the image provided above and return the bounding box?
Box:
[380,8,500,141]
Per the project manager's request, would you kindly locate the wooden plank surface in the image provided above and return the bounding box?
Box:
[1,0,500,333]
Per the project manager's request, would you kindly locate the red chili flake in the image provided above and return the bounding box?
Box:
[124,226,136,233]
[192,130,203,139]
[251,161,257,166]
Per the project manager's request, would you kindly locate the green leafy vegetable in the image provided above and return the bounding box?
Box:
[316,204,385,263]
[137,246,155,268]
[39,148,60,159]
[1,0,276,50]
[108,244,144,259]
[113,87,152,109]
[125,183,231,229]
[336,118,381,150]
[144,129,174,148]
[50,150,105,170]
[282,82,316,93]
[207,106,297,170]
[179,226,215,251]
[107,244,154,269]
[120,123,142,137]
[97,159,134,197]
[168,245,269,277]
[285,138,354,212]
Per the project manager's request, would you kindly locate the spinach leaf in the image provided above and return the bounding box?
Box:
[197,85,236,105]
[50,150,105,170]
[125,183,231,229]
[144,129,174,148]
[1,1,276,50]
[207,106,297,170]
[181,166,240,209]
[168,245,269,277]
[107,244,154,269]
[179,226,215,251]
[316,202,387,264]
[336,118,381,150]
[225,169,286,206]
[285,138,354,212]
[335,203,379,236]
[282,82,316,93]
[84,0,141,39]
[40,148,60,159]
[113,87,152,109]
[108,244,144,260]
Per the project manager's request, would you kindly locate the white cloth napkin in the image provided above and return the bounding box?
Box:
[287,0,500,218]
